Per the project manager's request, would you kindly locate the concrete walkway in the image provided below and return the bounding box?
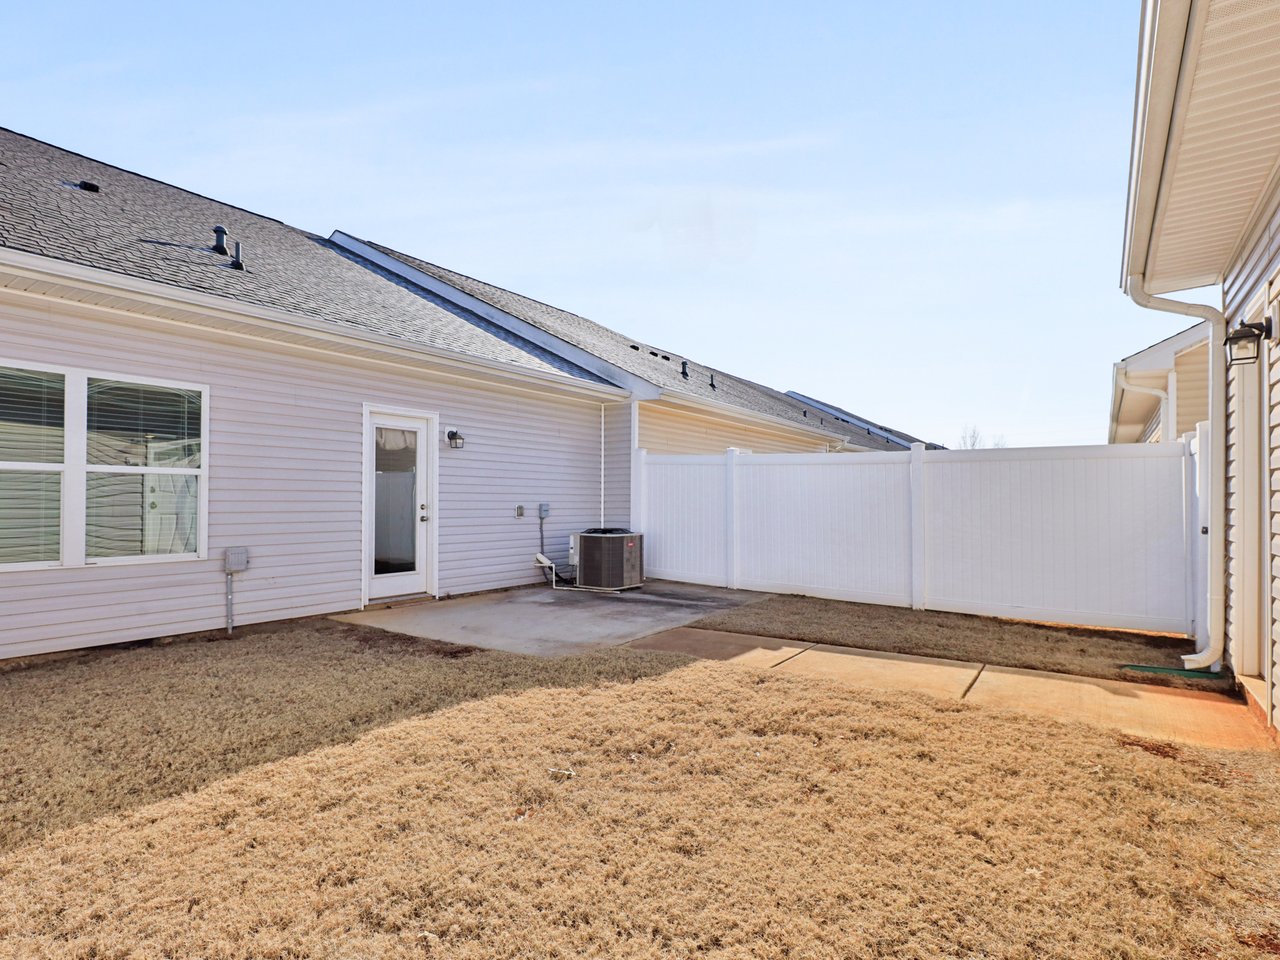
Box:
[627,627,1272,751]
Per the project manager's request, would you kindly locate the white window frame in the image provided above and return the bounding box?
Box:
[0,356,209,571]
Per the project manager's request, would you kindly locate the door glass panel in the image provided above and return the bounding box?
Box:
[374,427,417,575]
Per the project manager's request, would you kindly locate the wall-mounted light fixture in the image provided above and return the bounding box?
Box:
[446,429,465,449]
[1225,317,1272,366]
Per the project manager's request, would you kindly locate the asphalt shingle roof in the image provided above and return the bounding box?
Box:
[0,129,602,383]
[0,129,932,446]
[785,392,944,451]
[360,241,919,451]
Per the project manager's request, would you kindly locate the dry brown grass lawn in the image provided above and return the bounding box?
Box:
[0,618,687,854]
[694,594,1223,690]
[2,638,1279,958]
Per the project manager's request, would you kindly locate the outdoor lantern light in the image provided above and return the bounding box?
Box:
[1225,317,1272,366]
[446,429,465,449]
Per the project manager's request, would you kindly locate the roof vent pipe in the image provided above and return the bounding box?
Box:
[230,240,244,271]
[212,225,228,256]
[680,360,689,379]
[709,373,716,390]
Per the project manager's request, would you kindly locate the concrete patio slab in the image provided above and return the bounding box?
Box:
[626,627,813,668]
[966,665,1272,751]
[773,642,983,699]
[332,581,763,657]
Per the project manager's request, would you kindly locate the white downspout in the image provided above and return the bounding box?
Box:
[1128,274,1225,670]
[600,404,606,527]
[1114,363,1170,441]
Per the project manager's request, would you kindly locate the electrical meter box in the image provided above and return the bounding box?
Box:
[224,547,250,573]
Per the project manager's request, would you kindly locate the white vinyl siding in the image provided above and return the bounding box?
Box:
[1223,192,1280,725]
[0,299,620,659]
[602,402,633,528]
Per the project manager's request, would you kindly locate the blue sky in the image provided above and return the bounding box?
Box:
[3,1,1202,446]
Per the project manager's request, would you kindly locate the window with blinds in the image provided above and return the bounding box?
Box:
[0,367,65,564]
[0,363,206,567]
[85,379,202,558]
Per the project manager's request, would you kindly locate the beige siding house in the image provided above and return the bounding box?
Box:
[1122,0,1280,730]
[0,129,931,658]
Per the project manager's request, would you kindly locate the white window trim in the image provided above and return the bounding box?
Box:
[0,356,210,570]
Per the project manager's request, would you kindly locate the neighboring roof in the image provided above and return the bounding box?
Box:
[0,129,603,384]
[349,237,918,450]
[784,392,943,450]
[1124,0,1280,295]
[1109,320,1210,443]
[1118,320,1210,367]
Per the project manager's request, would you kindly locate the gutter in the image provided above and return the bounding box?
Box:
[1112,363,1170,442]
[0,246,630,403]
[1127,275,1224,670]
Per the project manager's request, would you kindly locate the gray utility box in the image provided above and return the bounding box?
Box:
[575,529,644,590]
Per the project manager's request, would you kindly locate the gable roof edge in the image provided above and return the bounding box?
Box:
[330,231,661,400]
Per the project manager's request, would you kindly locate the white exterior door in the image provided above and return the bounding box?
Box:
[366,411,434,600]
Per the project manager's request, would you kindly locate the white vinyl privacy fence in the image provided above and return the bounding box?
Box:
[637,441,1206,635]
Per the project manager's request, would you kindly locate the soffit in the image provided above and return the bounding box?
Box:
[1146,0,1280,293]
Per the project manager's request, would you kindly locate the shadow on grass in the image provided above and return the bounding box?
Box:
[0,618,692,854]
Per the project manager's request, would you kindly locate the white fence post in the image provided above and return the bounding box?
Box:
[1181,436,1196,641]
[1193,423,1211,652]
[725,447,739,589]
[909,442,926,610]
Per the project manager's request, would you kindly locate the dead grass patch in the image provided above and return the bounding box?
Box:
[694,594,1224,690]
[1,661,1278,958]
[0,617,687,853]
[1240,932,1280,955]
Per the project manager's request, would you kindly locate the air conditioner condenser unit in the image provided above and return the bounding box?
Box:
[574,528,643,590]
